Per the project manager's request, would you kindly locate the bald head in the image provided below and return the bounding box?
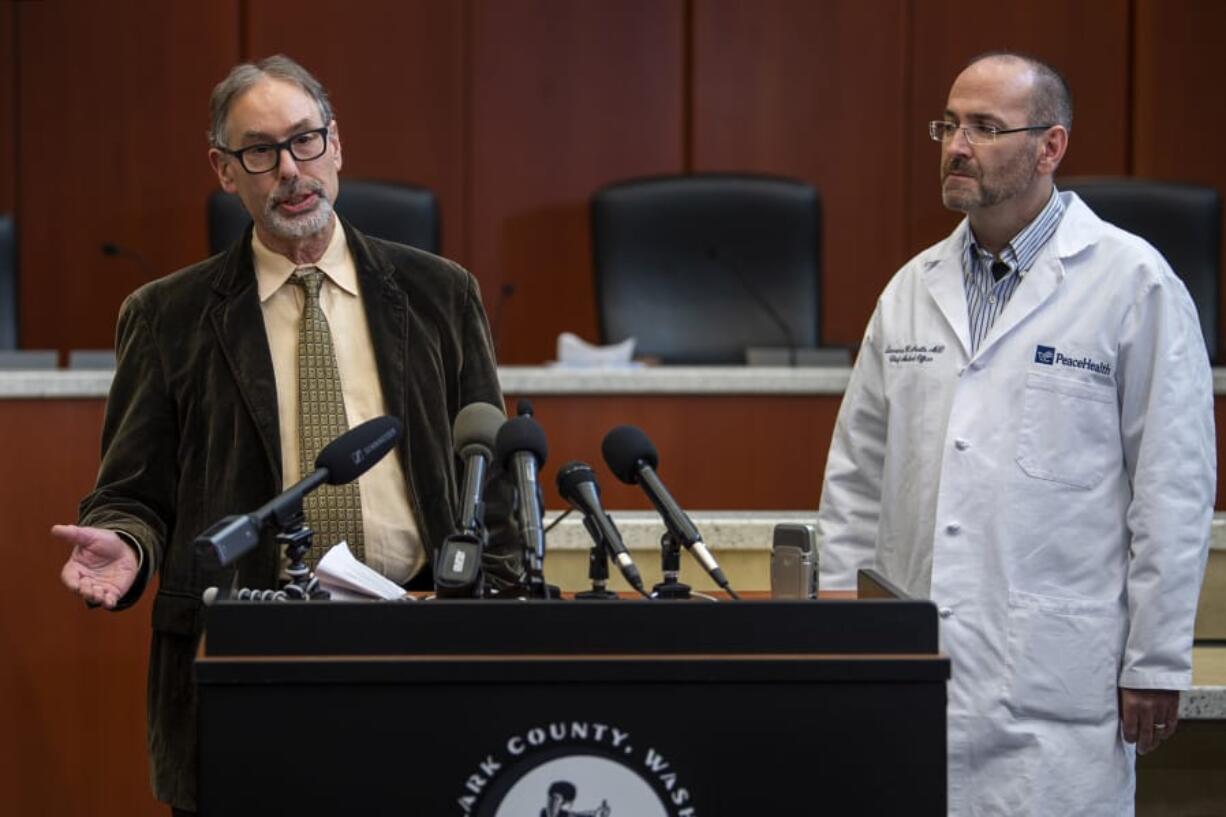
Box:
[963,52,1073,132]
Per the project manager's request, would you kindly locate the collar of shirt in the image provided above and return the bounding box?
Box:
[251,218,358,303]
[964,186,1066,284]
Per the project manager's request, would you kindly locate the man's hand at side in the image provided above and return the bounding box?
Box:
[54,524,139,609]
[1120,688,1181,755]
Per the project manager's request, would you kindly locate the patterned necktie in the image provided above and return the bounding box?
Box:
[292,267,365,565]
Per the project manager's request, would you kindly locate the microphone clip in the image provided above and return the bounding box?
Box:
[574,515,620,601]
[651,532,692,600]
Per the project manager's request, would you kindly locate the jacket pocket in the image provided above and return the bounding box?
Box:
[1015,371,1117,489]
[151,588,204,636]
[1003,589,1121,724]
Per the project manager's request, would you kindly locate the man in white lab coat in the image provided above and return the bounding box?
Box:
[818,52,1214,815]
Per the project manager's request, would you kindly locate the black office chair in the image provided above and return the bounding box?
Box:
[1061,177,1221,361]
[207,179,439,255]
[591,174,821,364]
[0,214,16,349]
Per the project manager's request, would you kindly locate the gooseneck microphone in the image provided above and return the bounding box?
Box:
[436,402,507,597]
[495,415,549,598]
[706,245,798,366]
[196,415,402,566]
[601,425,740,598]
[557,461,647,596]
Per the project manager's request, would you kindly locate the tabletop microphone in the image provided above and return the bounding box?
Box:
[495,414,548,598]
[436,402,506,597]
[706,245,798,366]
[196,415,402,567]
[601,425,740,598]
[557,461,647,596]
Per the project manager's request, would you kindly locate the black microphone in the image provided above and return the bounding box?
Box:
[495,415,548,597]
[435,402,506,597]
[516,398,534,417]
[101,241,156,280]
[557,461,647,596]
[196,415,403,567]
[705,245,798,366]
[601,425,740,598]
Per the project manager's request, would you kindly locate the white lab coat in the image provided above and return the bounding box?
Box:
[818,193,1214,816]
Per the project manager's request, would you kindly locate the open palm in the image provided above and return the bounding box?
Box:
[54,524,139,608]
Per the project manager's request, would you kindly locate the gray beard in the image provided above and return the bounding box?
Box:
[264,195,334,240]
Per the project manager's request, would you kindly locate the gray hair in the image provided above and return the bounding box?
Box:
[965,51,1073,132]
[208,55,334,148]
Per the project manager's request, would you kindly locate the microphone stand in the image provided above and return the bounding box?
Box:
[651,532,691,599]
[231,500,330,602]
[575,516,620,600]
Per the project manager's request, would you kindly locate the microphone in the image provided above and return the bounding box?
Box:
[601,425,740,598]
[435,402,506,597]
[489,282,516,357]
[556,461,647,596]
[516,398,534,417]
[705,245,798,366]
[495,414,548,597]
[196,415,402,567]
[453,402,506,533]
[101,241,156,280]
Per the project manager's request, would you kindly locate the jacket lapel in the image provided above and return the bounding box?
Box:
[973,254,1063,359]
[207,235,282,485]
[346,224,410,459]
[920,226,973,359]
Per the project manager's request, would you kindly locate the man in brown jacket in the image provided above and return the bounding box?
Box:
[53,55,507,814]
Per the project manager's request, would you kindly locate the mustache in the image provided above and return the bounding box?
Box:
[266,178,326,210]
[942,157,977,178]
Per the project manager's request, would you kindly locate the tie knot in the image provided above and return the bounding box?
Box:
[293,267,325,300]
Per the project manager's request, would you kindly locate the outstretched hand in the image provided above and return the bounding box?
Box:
[54,524,139,609]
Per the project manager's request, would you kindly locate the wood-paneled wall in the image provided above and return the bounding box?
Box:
[5,0,1224,365]
[4,3,1226,814]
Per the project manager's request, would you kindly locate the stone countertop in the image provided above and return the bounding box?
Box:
[545,510,1226,719]
[8,365,1226,398]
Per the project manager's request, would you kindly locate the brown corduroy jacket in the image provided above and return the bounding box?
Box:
[78,220,507,810]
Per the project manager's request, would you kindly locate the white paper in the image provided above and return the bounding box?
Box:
[552,331,639,368]
[315,541,409,600]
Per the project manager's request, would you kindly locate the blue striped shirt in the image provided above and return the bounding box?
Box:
[963,188,1065,354]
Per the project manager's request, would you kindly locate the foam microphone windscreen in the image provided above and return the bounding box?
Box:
[316,415,403,485]
[494,415,548,469]
[601,425,659,484]
[556,460,598,499]
[453,402,506,460]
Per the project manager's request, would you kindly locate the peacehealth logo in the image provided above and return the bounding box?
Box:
[1034,345,1111,375]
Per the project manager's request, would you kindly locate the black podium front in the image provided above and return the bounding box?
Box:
[197,598,949,816]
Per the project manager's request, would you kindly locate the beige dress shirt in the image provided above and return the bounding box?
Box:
[253,223,424,584]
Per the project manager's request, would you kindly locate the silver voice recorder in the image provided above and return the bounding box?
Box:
[770,523,818,599]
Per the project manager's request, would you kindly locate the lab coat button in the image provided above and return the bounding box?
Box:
[939,607,954,619]
[954,438,969,451]
[946,522,961,534]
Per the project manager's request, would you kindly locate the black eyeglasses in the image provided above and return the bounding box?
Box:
[218,126,330,174]
[928,120,1053,145]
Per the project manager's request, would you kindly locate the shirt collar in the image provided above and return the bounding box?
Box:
[965,186,1065,278]
[252,217,358,302]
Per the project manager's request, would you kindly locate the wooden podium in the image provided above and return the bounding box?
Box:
[196,585,949,816]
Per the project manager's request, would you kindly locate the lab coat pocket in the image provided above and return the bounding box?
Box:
[1004,590,1119,724]
[1015,372,1117,489]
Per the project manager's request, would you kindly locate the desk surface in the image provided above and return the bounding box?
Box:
[6,365,1226,398]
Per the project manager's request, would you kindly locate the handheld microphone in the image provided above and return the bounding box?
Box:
[196,415,402,567]
[601,425,740,598]
[495,415,548,597]
[436,402,506,597]
[453,402,506,532]
[556,461,647,596]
